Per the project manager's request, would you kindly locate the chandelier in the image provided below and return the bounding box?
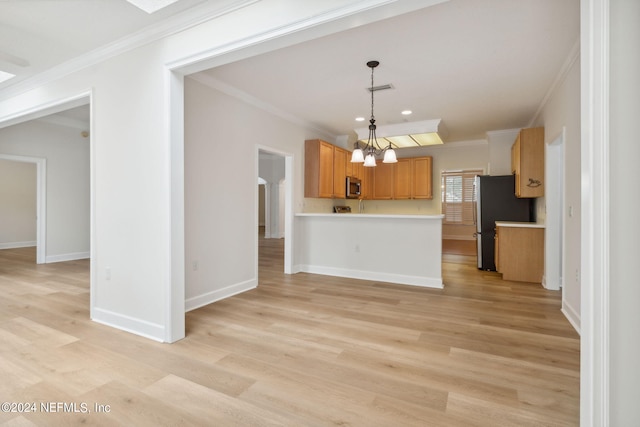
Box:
[350,60,397,167]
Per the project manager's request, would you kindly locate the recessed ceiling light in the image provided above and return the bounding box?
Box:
[401,110,412,115]
[0,70,16,84]
[355,117,365,122]
[126,0,180,14]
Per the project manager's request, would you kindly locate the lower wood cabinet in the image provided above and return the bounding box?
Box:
[495,223,544,283]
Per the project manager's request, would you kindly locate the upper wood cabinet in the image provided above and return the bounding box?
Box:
[369,156,433,200]
[511,127,544,198]
[305,139,340,198]
[398,156,433,200]
[413,157,433,199]
[393,159,413,199]
[372,162,394,200]
[305,138,433,201]
[333,147,348,199]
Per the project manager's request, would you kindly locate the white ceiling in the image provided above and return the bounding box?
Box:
[0,0,239,91]
[0,0,580,143]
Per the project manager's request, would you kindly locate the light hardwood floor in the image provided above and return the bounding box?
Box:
[0,237,579,426]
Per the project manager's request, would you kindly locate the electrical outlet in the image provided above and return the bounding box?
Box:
[355,245,360,253]
[192,261,199,271]
[105,267,111,281]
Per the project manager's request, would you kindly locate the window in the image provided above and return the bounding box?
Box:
[441,169,482,224]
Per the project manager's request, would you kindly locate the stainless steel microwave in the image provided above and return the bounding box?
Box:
[346,176,361,199]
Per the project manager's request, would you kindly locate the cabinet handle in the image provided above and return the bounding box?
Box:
[527,178,542,188]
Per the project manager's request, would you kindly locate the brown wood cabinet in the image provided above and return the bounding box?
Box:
[393,159,412,199]
[412,156,433,199]
[495,224,544,283]
[352,156,433,200]
[305,139,346,198]
[333,147,348,199]
[305,138,432,200]
[392,157,433,200]
[511,127,544,198]
[372,162,394,199]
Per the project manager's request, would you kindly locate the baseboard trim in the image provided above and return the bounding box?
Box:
[562,300,581,335]
[46,251,90,263]
[0,241,36,249]
[185,278,257,312]
[299,265,444,289]
[92,307,165,342]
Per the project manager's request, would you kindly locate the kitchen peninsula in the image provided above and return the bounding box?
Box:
[295,213,444,288]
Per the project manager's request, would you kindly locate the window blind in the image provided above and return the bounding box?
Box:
[441,169,482,225]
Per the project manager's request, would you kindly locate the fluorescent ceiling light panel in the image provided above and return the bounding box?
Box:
[126,0,180,14]
[355,119,447,147]
[0,70,16,84]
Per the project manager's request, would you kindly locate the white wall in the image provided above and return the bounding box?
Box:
[532,52,581,327]
[0,159,36,248]
[0,120,89,260]
[487,129,519,175]
[609,0,640,423]
[183,77,305,311]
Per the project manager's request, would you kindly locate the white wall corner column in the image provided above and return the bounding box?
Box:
[580,0,610,424]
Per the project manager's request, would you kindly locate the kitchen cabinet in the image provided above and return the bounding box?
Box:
[333,147,348,199]
[411,156,433,199]
[305,139,345,198]
[372,156,432,200]
[305,138,432,200]
[372,161,394,199]
[511,127,544,198]
[393,159,412,199]
[495,222,544,283]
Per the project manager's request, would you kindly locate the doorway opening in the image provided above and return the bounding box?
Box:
[257,148,289,277]
[0,155,44,263]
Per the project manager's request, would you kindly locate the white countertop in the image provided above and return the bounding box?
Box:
[296,213,444,220]
[495,221,545,228]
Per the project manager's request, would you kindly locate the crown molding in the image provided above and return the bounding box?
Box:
[528,37,580,128]
[486,128,521,138]
[188,73,336,140]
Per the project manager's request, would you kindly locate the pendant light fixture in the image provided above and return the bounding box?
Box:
[350,60,397,167]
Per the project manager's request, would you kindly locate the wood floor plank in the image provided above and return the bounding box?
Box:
[0,237,579,426]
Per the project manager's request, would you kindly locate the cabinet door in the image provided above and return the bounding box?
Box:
[519,127,544,198]
[351,161,364,180]
[318,141,334,198]
[412,157,433,199]
[393,159,412,199]
[372,162,394,199]
[512,127,544,198]
[360,166,373,200]
[333,147,348,198]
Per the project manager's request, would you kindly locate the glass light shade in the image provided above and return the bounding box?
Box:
[351,148,364,163]
[363,153,377,167]
[383,148,397,163]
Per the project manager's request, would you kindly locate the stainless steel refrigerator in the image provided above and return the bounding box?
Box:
[475,175,533,271]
